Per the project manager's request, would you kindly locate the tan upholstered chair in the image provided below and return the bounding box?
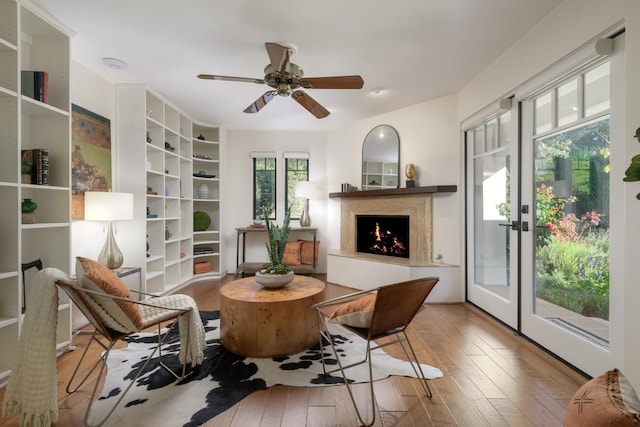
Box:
[312,277,440,427]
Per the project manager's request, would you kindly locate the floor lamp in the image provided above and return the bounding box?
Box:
[295,181,320,227]
[84,191,134,269]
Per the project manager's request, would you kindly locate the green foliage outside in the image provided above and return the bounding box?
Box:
[533,118,610,320]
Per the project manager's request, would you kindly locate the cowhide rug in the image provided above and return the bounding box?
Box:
[93,311,442,427]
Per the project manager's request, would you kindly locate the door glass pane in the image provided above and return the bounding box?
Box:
[498,112,511,148]
[557,79,578,127]
[486,119,497,151]
[534,92,552,134]
[585,62,610,117]
[474,148,510,297]
[473,127,484,155]
[533,116,610,348]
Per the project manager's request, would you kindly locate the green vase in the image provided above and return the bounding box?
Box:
[21,198,38,213]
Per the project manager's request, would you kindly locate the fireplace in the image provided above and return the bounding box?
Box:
[356,215,409,258]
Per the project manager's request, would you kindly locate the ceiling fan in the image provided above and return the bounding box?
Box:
[197,42,364,119]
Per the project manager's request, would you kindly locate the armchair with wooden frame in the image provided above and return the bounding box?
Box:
[55,277,203,427]
[311,277,440,427]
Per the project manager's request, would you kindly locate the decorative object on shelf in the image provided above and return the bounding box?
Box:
[295,181,320,227]
[84,191,134,269]
[21,148,49,185]
[193,153,212,160]
[194,211,212,232]
[194,171,216,178]
[146,131,152,143]
[21,198,38,213]
[194,261,211,274]
[146,235,150,257]
[197,183,210,199]
[147,186,157,195]
[405,163,416,188]
[164,141,175,152]
[21,198,38,224]
[165,226,172,240]
[146,107,154,118]
[254,204,294,288]
[197,134,205,140]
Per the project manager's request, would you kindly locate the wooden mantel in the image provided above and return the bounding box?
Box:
[329,185,457,198]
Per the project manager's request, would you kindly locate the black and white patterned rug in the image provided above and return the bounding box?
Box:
[94,311,442,427]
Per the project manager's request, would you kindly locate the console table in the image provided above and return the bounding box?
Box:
[219,275,325,357]
[235,226,317,277]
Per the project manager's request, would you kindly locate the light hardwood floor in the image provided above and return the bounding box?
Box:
[0,274,587,426]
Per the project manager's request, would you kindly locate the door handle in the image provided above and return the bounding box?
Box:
[498,220,529,231]
[498,221,519,230]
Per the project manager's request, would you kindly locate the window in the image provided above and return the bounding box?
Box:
[285,154,309,219]
[252,153,276,219]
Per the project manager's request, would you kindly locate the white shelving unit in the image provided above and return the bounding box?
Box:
[116,85,225,296]
[0,0,72,384]
[192,124,222,278]
[362,161,399,190]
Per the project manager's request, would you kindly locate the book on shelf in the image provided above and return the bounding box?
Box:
[21,148,49,185]
[21,71,49,103]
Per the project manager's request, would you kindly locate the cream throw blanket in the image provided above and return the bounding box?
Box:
[2,267,67,427]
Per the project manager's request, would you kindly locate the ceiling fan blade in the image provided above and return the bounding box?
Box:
[300,75,364,90]
[197,74,264,84]
[291,90,330,119]
[265,42,290,74]
[243,91,276,114]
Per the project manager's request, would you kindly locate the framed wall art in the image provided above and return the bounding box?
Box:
[71,104,112,219]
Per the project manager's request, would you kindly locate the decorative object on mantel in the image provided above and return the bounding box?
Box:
[341,183,358,192]
[405,163,416,188]
[255,204,294,288]
[21,198,38,224]
[197,183,210,199]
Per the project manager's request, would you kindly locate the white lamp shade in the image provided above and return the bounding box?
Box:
[84,191,134,221]
[295,181,321,199]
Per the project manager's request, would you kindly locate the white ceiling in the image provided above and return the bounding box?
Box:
[31,0,563,131]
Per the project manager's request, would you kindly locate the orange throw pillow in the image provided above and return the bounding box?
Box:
[282,241,302,266]
[329,293,377,328]
[299,240,320,266]
[77,256,143,329]
[564,369,640,426]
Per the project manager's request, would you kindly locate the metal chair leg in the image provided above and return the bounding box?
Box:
[72,320,187,427]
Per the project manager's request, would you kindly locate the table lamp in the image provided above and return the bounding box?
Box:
[84,191,134,269]
[295,181,320,227]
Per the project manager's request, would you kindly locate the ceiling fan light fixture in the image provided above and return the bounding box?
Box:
[102,57,128,71]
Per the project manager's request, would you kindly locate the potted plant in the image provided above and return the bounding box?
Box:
[255,204,294,288]
[623,127,640,199]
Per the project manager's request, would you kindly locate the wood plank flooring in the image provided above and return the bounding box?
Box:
[0,274,587,426]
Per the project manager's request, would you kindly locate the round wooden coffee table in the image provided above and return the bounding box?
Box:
[219,275,325,358]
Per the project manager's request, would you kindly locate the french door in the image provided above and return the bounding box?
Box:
[466,51,617,375]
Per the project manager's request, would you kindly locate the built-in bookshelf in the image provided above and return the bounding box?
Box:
[116,84,225,296]
[0,0,72,384]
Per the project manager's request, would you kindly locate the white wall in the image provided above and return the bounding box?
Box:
[223,130,328,274]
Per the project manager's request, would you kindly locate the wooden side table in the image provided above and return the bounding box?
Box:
[219,275,325,357]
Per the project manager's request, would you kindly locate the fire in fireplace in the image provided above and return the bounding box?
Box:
[356,215,409,258]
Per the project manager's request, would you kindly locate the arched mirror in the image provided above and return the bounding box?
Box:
[361,125,399,190]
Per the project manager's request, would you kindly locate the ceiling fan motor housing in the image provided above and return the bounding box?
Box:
[264,63,304,96]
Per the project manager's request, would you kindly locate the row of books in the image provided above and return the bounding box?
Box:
[21,70,49,103]
[21,148,49,185]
